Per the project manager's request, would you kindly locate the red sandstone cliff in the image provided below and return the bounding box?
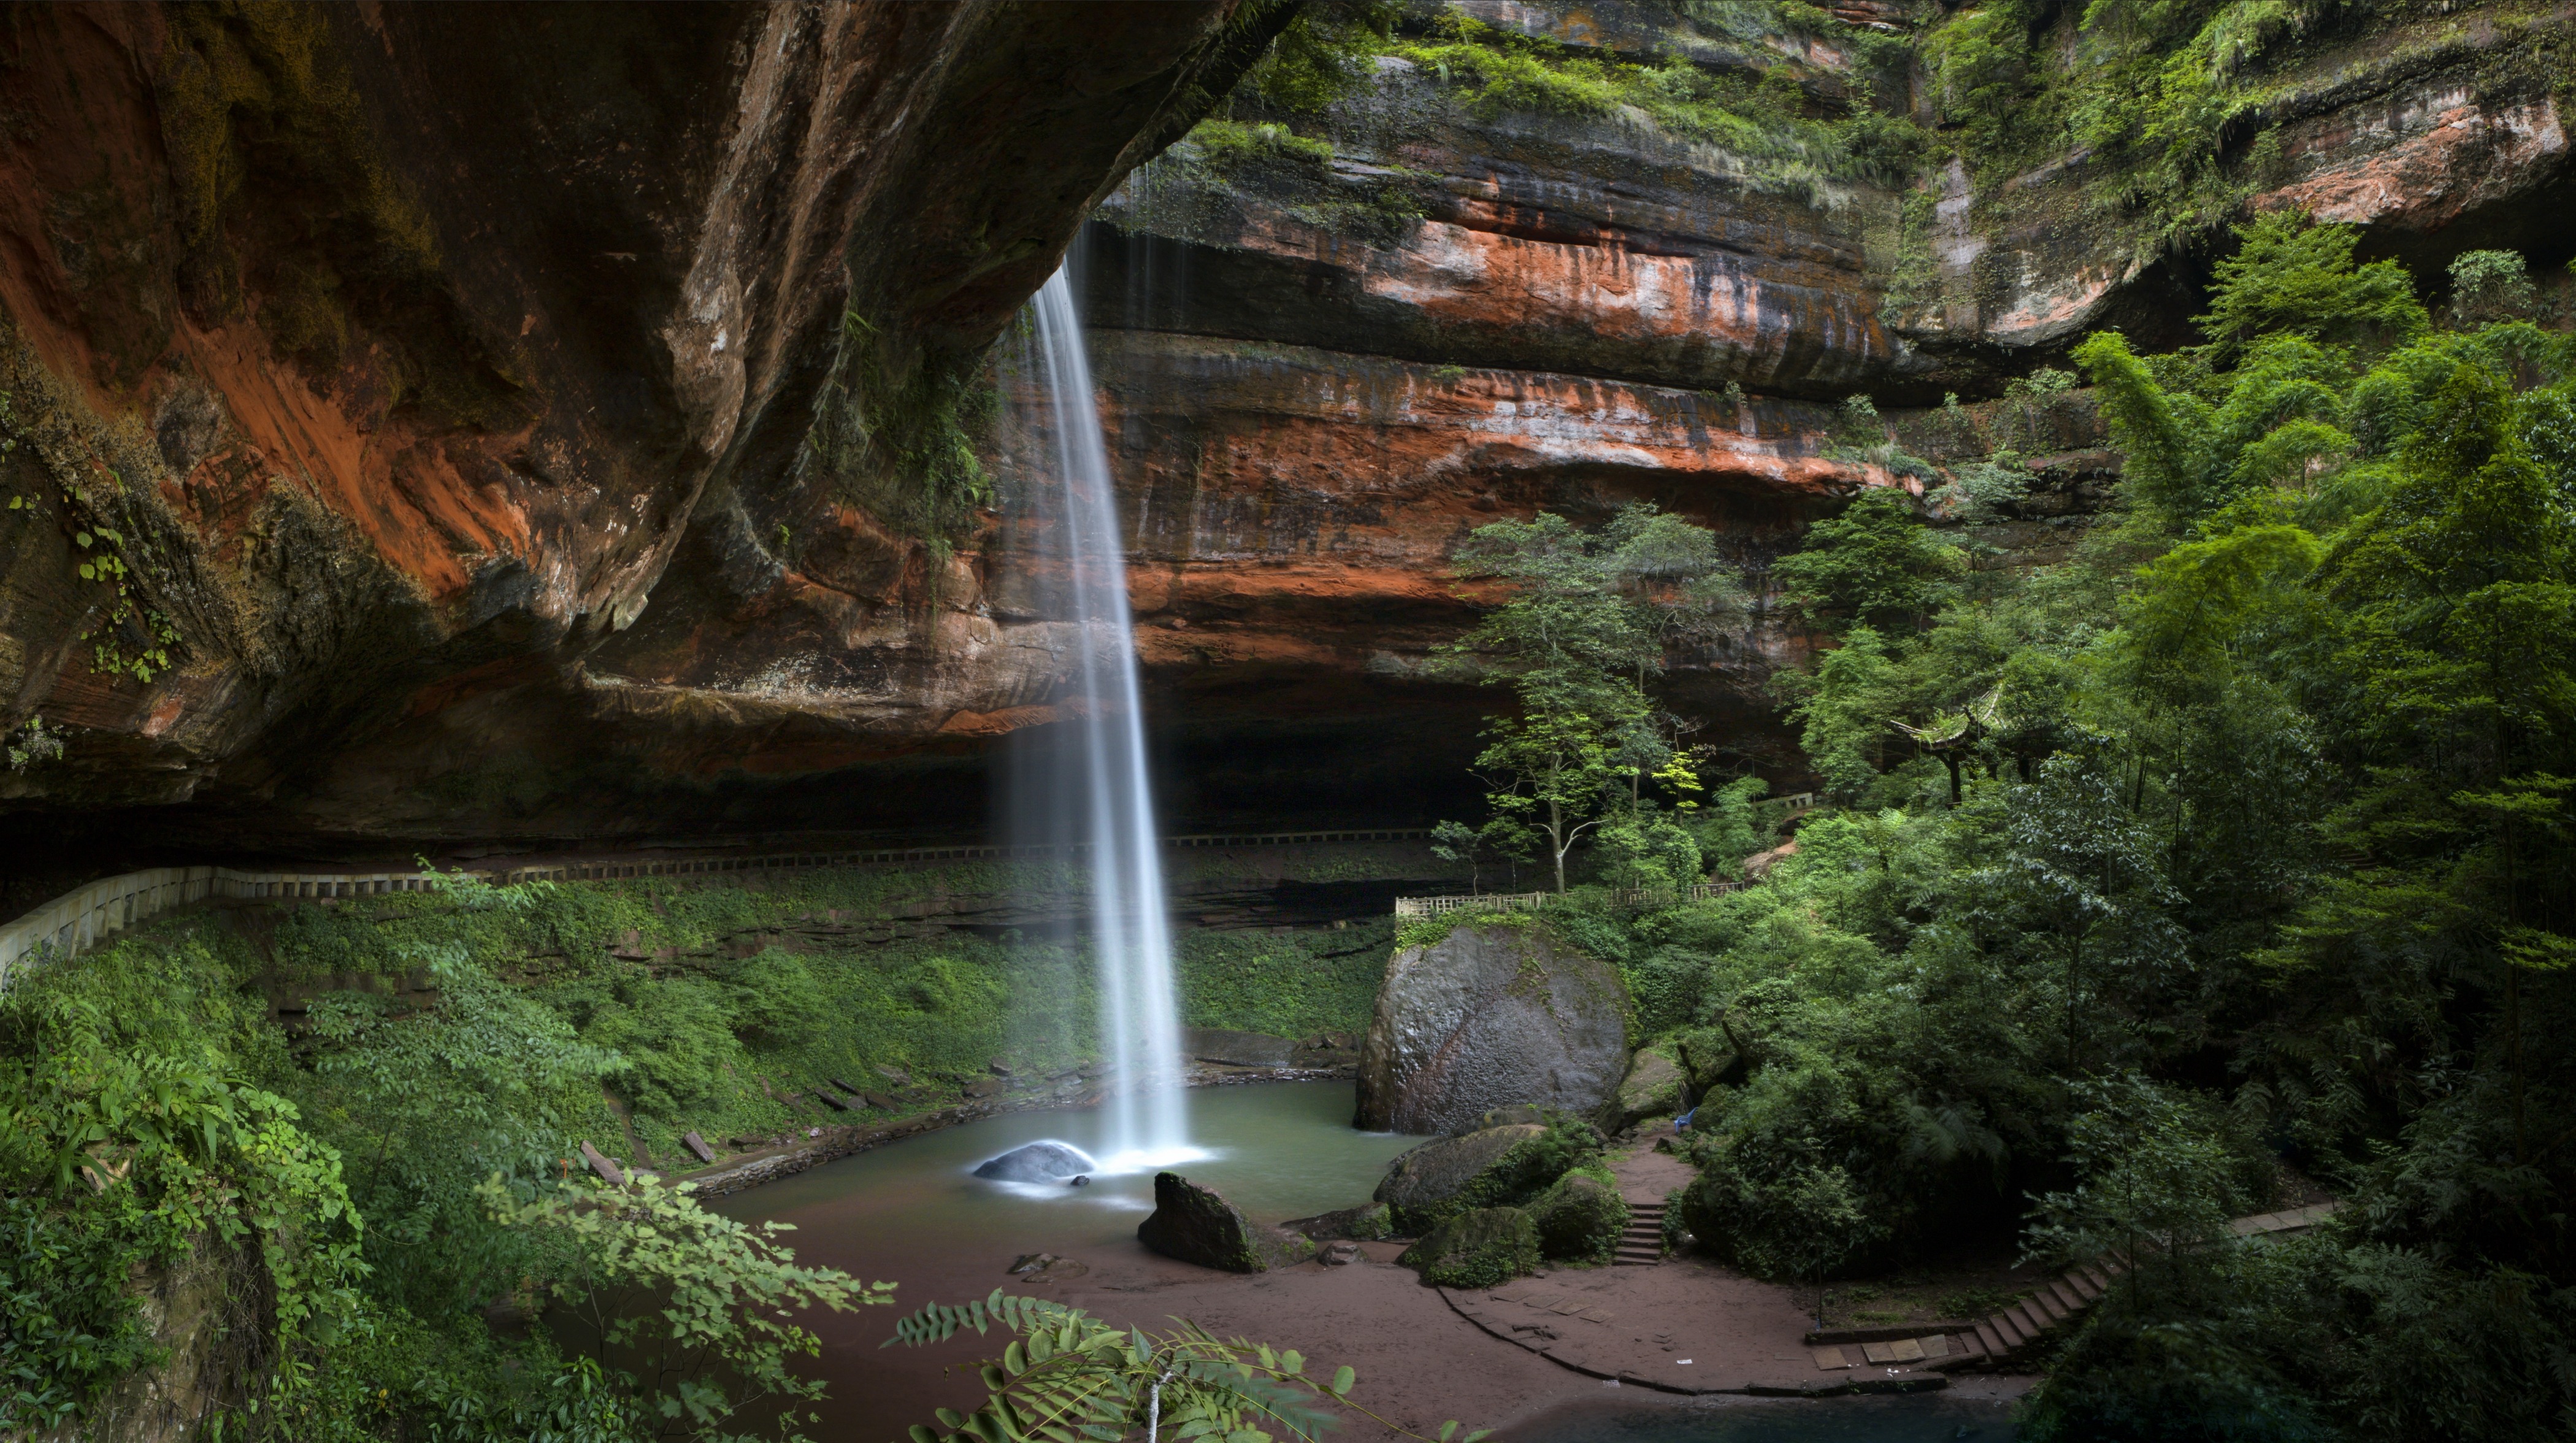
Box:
[0,0,2567,871]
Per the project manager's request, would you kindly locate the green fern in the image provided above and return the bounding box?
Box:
[885,1294,1487,1443]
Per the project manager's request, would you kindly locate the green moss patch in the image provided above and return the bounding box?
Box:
[1398,1205,1541,1289]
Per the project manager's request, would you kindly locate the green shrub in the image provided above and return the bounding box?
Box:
[1398,1207,1541,1289]
[1448,1114,1606,1216]
[1528,1172,1629,1262]
[0,1199,162,1433]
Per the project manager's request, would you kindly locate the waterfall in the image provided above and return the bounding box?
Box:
[1009,264,1194,1168]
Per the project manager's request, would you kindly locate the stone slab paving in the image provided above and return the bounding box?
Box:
[1800,1201,2348,1374]
[1429,1131,1949,1395]
[1436,1260,1947,1396]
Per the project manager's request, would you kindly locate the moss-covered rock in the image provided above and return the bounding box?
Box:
[1673,1027,1741,1095]
[1529,1171,1630,1263]
[1397,1206,1540,1290]
[1281,1202,1395,1241]
[1372,1112,1607,1234]
[1606,1042,1687,1130]
[1374,1123,1544,1233]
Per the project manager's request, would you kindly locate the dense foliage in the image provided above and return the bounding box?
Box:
[1549,223,2574,1439]
[0,863,1394,1440]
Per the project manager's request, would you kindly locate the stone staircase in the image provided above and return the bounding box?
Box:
[1614,1199,1667,1266]
[1809,1201,2341,1375]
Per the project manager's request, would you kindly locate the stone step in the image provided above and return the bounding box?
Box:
[1974,1321,2011,1358]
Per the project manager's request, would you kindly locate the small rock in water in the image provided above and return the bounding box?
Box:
[1067,1174,1090,1187]
[973,1140,1098,1183]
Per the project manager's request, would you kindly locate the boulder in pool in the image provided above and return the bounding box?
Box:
[1354,921,1628,1134]
[973,1141,1097,1183]
[1137,1172,1314,1272]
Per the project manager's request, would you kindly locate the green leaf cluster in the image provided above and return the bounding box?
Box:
[884,1288,1487,1443]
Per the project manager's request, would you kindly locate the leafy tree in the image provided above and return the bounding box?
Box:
[1470,675,1655,893]
[2193,212,2428,361]
[295,945,624,1320]
[1969,753,2185,1072]
[2449,249,2539,328]
[2025,1074,2251,1306]
[1443,506,1738,890]
[477,1174,887,1442]
[1771,488,1965,634]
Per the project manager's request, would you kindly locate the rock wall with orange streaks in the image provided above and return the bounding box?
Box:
[0,0,1282,888]
[5,0,2574,879]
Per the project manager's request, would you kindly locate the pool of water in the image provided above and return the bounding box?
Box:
[1514,1394,2018,1442]
[722,1080,1424,1256]
[711,1084,2014,1442]
[713,1081,1427,1433]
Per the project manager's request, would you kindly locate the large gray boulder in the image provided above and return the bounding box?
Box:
[1353,921,1629,1134]
[1136,1172,1314,1272]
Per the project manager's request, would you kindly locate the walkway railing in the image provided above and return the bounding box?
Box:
[486,828,1431,885]
[1392,881,1735,918]
[0,866,444,992]
[0,827,1440,992]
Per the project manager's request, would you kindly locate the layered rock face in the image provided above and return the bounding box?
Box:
[1034,0,2572,819]
[2,0,2568,868]
[0,0,1281,875]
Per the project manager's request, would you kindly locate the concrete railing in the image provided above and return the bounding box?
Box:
[1393,881,1733,918]
[486,828,1433,885]
[0,866,444,992]
[0,828,1443,993]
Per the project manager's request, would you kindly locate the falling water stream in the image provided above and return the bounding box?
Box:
[1016,264,1194,1168]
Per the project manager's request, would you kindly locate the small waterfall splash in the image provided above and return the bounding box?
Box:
[1011,264,1194,1169]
